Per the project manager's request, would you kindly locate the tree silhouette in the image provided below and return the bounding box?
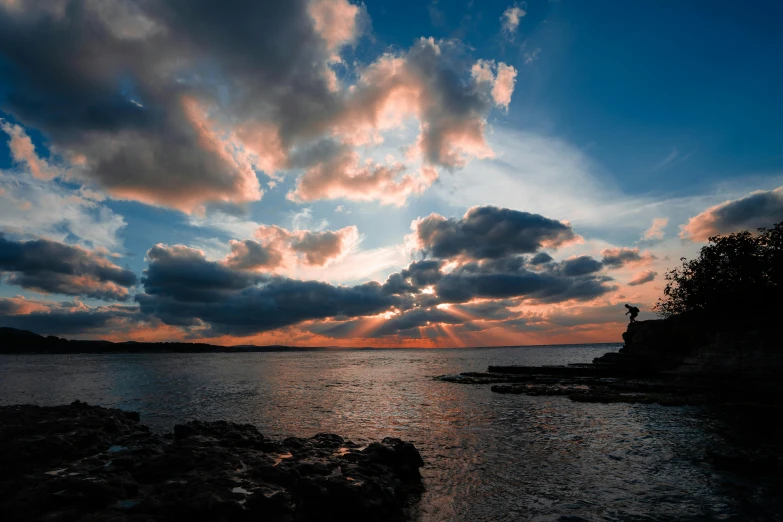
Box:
[654,222,783,320]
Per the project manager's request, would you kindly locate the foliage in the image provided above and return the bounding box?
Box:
[654,222,783,319]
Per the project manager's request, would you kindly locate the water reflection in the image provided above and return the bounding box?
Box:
[0,345,773,520]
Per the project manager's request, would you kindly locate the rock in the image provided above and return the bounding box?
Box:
[0,403,424,522]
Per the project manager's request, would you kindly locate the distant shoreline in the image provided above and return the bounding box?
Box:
[0,326,621,353]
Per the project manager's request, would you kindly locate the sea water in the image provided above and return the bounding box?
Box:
[0,344,776,520]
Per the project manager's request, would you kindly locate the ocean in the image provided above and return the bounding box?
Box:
[0,344,774,521]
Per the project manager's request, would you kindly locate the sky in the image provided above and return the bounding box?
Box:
[1,0,782,347]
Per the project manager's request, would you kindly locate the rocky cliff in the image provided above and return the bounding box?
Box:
[600,318,783,380]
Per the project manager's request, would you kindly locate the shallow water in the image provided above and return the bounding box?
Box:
[0,344,777,520]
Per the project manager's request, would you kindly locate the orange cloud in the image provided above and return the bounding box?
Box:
[491,63,517,109]
[643,217,668,240]
[308,0,361,51]
[1,121,57,180]
[680,187,783,242]
[223,223,360,271]
[289,149,437,205]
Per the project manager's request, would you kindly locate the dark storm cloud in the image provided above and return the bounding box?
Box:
[142,244,262,303]
[559,256,603,277]
[137,244,393,335]
[681,187,783,242]
[381,260,443,296]
[529,252,553,265]
[412,206,577,260]
[435,268,613,304]
[0,234,137,300]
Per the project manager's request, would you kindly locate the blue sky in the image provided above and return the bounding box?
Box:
[1,0,781,346]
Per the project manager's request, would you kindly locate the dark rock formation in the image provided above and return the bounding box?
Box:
[438,319,783,406]
[0,401,424,522]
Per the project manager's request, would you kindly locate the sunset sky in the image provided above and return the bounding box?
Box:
[1,0,782,347]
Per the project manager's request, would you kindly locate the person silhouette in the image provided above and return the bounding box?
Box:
[625,304,639,323]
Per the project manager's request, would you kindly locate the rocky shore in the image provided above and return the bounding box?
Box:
[437,319,783,406]
[0,401,424,522]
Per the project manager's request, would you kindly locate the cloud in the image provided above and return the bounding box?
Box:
[129,218,615,338]
[560,255,604,277]
[289,148,438,205]
[410,206,579,260]
[501,5,526,36]
[0,296,143,335]
[290,226,359,266]
[0,234,137,301]
[335,37,504,169]
[628,270,656,286]
[0,2,513,210]
[1,121,57,180]
[530,252,553,265]
[137,244,392,335]
[223,223,359,270]
[308,0,363,51]
[600,247,655,268]
[471,60,518,109]
[223,239,284,270]
[642,217,668,240]
[0,172,126,249]
[651,147,693,172]
[680,187,783,242]
[434,262,614,304]
[523,47,541,64]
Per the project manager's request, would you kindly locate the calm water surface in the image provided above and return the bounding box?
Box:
[0,345,775,521]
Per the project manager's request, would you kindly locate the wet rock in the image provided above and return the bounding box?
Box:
[0,402,424,522]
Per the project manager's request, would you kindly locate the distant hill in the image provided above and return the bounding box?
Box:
[0,327,326,354]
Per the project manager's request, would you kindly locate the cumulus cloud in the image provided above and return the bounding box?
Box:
[0,1,514,210]
[628,270,656,286]
[335,37,503,169]
[680,187,783,242]
[601,247,655,268]
[223,239,284,271]
[410,206,579,260]
[289,148,438,205]
[223,224,359,270]
[501,5,526,36]
[0,234,137,301]
[290,226,359,265]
